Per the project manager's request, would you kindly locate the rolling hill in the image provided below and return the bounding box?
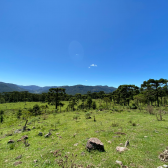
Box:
[0,82,117,95]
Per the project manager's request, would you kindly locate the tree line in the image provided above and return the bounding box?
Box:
[0,78,168,109]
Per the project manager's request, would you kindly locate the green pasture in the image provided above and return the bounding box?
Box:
[0,101,168,167]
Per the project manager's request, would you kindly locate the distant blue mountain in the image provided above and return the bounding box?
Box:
[0,82,117,95]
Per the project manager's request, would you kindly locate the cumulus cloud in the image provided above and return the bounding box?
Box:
[88,67,90,68]
[85,80,87,81]
[90,64,97,67]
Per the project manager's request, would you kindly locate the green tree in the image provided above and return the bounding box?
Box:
[114,85,139,106]
[59,102,64,112]
[92,101,97,109]
[87,96,92,109]
[47,88,66,109]
[141,78,167,107]
[0,97,5,104]
[103,97,111,107]
[81,95,87,109]
[98,91,105,99]
[75,93,82,107]
[68,97,77,111]
[0,110,4,123]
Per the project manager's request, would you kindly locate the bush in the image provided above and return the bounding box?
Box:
[9,143,15,150]
[0,110,4,123]
[92,101,97,109]
[111,122,119,127]
[73,115,80,120]
[0,115,3,123]
[17,109,22,119]
[146,105,154,115]
[0,110,4,115]
[130,103,137,109]
[85,112,91,119]
[29,104,41,116]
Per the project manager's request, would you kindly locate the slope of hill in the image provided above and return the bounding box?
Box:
[0,82,27,92]
[0,82,117,95]
[33,85,117,95]
[45,85,117,95]
[18,85,42,91]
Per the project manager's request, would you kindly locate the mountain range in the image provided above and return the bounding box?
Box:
[0,82,117,95]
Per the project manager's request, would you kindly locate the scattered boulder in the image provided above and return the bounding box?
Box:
[24,140,30,147]
[6,133,13,136]
[27,128,31,131]
[15,155,22,160]
[116,146,128,153]
[86,138,105,152]
[45,132,52,138]
[17,139,21,142]
[159,149,168,162]
[32,126,35,129]
[74,143,78,146]
[21,135,28,140]
[125,140,129,147]
[38,132,43,136]
[34,159,38,163]
[107,141,111,144]
[14,129,22,134]
[157,166,168,168]
[13,161,22,166]
[8,139,14,144]
[116,160,122,166]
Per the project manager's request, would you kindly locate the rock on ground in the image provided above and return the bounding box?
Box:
[13,161,22,166]
[7,139,14,144]
[159,149,168,162]
[116,146,128,153]
[86,138,105,152]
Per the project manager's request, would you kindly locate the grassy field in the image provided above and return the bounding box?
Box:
[0,101,168,167]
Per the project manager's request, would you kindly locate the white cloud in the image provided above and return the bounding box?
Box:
[85,80,87,81]
[90,64,97,67]
[88,67,90,68]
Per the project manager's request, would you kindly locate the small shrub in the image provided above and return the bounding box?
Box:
[0,110,4,123]
[32,104,41,116]
[73,115,79,120]
[128,120,132,123]
[17,109,22,119]
[130,103,137,109]
[156,109,164,121]
[57,119,60,124]
[92,101,97,109]
[111,122,119,127]
[0,115,4,123]
[9,143,15,150]
[146,105,154,115]
[85,112,91,119]
[42,113,47,120]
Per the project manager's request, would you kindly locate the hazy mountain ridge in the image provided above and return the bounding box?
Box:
[0,82,27,92]
[0,82,117,95]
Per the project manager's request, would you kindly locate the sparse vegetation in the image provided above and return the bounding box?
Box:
[0,78,168,167]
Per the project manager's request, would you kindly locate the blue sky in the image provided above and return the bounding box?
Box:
[0,0,168,88]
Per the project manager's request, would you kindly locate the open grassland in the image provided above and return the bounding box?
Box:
[0,102,168,167]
